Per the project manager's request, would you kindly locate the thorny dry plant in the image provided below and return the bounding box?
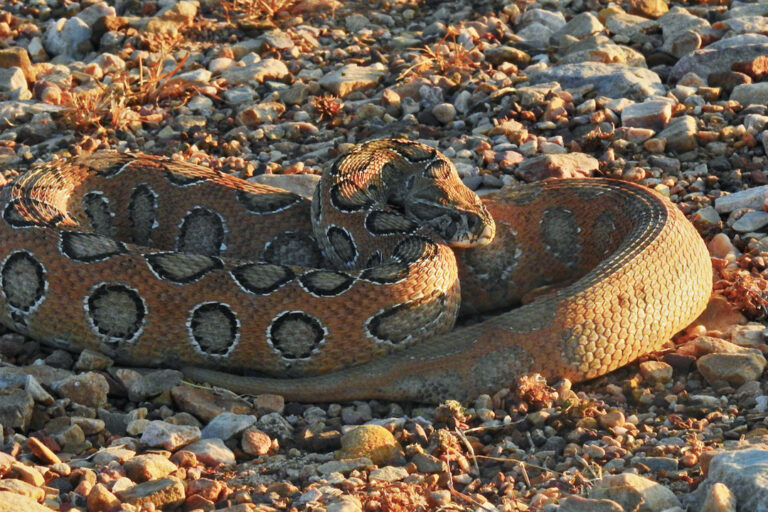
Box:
[59,52,213,135]
[712,256,768,318]
[311,94,344,122]
[398,26,477,81]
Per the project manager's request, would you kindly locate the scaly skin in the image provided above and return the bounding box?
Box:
[0,141,712,403]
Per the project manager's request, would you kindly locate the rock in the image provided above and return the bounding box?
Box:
[140,420,200,451]
[317,457,372,475]
[732,211,768,232]
[52,372,109,408]
[115,477,185,509]
[730,323,766,348]
[27,437,61,465]
[9,462,44,486]
[221,59,289,85]
[145,1,197,33]
[686,447,768,512]
[335,425,405,466]
[0,47,34,82]
[639,361,674,384]
[656,115,697,152]
[44,17,92,57]
[241,426,272,456]
[701,482,737,512]
[0,67,30,100]
[92,445,136,466]
[560,495,624,512]
[589,473,681,511]
[696,350,766,387]
[412,452,448,473]
[715,186,768,213]
[706,233,739,260]
[0,388,33,430]
[731,83,768,107]
[516,153,599,181]
[621,100,672,130]
[201,412,256,440]
[170,385,253,423]
[262,29,294,50]
[319,64,385,97]
[127,369,182,402]
[0,478,44,502]
[432,103,456,124]
[551,12,604,45]
[237,102,286,126]
[671,44,768,83]
[520,9,566,31]
[87,483,121,511]
[369,465,409,482]
[124,454,178,482]
[0,491,52,512]
[254,394,285,414]
[183,438,236,467]
[629,0,668,19]
[527,63,663,99]
[73,349,113,371]
[484,46,530,66]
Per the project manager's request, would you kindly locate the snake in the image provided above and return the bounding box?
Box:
[0,139,712,403]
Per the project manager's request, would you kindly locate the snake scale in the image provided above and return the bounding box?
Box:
[0,139,712,403]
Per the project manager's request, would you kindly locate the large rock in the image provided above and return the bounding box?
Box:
[731,83,768,107]
[319,64,385,97]
[527,63,663,98]
[671,44,768,82]
[44,17,91,57]
[589,473,681,511]
[685,446,768,512]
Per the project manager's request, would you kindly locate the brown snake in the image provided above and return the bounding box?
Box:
[0,139,712,402]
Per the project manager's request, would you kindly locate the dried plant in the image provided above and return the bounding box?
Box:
[311,94,343,122]
[221,0,298,22]
[398,26,477,81]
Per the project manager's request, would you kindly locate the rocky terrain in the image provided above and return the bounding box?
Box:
[0,0,768,510]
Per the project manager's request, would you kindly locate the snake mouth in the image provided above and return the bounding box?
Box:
[422,209,496,248]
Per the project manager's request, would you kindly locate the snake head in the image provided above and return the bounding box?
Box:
[401,157,495,248]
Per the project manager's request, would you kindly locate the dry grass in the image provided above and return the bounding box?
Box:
[220,0,298,22]
[311,94,343,122]
[58,52,212,135]
[398,26,478,81]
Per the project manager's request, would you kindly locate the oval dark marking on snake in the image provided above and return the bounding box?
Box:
[389,140,436,162]
[360,262,409,285]
[1,251,47,319]
[541,207,581,268]
[422,158,453,180]
[262,230,323,267]
[364,210,418,236]
[163,161,211,187]
[299,270,355,297]
[231,263,295,295]
[392,235,439,265]
[267,311,326,360]
[329,182,374,212]
[366,290,448,345]
[326,225,357,266]
[60,232,126,263]
[188,302,240,357]
[3,200,38,228]
[85,283,146,343]
[176,207,226,256]
[129,184,158,246]
[145,252,223,284]
[236,189,302,215]
[365,250,383,268]
[82,191,115,236]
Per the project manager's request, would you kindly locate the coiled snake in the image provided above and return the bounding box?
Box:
[0,139,711,402]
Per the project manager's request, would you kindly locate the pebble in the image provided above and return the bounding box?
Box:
[140,420,201,451]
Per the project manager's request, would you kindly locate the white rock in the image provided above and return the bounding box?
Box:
[0,67,30,100]
[714,186,768,213]
[732,211,768,232]
[44,17,91,57]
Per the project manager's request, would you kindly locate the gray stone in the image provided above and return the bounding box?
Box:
[621,100,672,130]
[657,115,697,152]
[519,8,566,31]
[589,473,681,511]
[708,34,768,50]
[140,420,200,451]
[319,64,385,97]
[732,211,768,232]
[0,67,30,100]
[715,186,768,213]
[183,438,236,466]
[201,412,256,440]
[697,350,767,387]
[732,83,768,107]
[685,447,768,512]
[44,17,91,57]
[527,63,663,98]
[52,372,109,408]
[0,388,33,430]
[115,477,185,509]
[551,12,604,45]
[127,369,183,402]
[221,59,289,85]
[670,44,768,82]
[369,465,409,482]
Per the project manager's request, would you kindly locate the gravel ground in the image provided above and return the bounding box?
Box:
[0,0,767,511]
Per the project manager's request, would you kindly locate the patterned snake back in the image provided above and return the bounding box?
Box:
[0,139,712,402]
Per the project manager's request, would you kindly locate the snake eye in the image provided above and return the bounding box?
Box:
[423,159,453,180]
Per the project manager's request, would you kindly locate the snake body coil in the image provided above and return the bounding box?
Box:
[0,139,711,402]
